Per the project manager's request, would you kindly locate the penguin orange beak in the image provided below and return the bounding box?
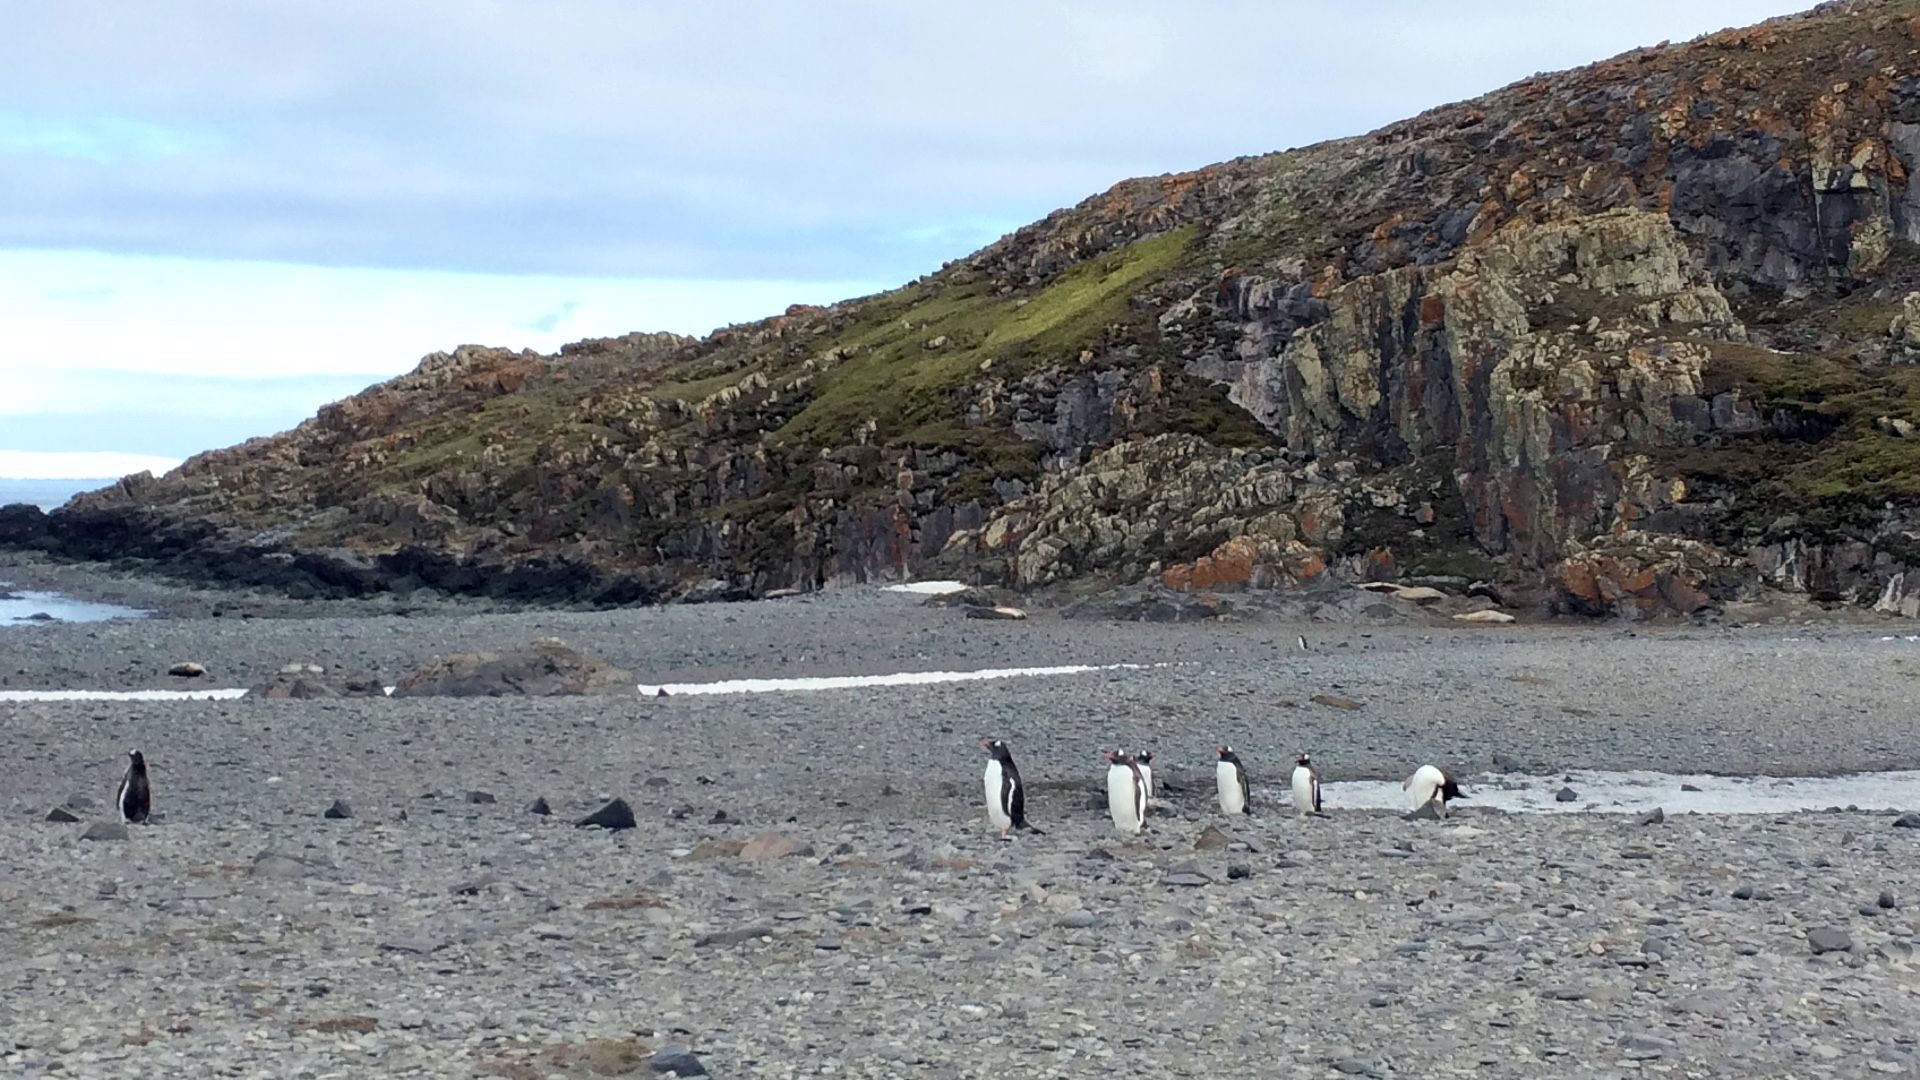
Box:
[979,738,992,749]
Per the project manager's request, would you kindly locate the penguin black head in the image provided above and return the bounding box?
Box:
[128,750,147,771]
[1295,752,1313,768]
[1136,749,1154,765]
[1102,749,1128,765]
[1217,745,1242,765]
[980,738,1014,762]
[1440,773,1466,801]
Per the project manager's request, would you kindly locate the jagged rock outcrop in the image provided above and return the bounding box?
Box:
[10,0,1920,619]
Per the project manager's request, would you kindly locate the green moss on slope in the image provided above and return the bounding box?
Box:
[777,227,1199,444]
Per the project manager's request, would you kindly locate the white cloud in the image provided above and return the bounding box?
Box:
[0,450,181,480]
[0,249,888,383]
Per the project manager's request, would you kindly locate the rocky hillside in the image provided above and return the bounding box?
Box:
[7,0,1920,617]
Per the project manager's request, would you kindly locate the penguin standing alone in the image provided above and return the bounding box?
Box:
[979,739,1040,838]
[117,750,151,824]
[1404,763,1465,816]
[1103,750,1148,836]
[1291,753,1322,814]
[1215,746,1250,815]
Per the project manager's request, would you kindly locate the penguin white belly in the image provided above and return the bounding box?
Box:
[1216,761,1245,815]
[1138,762,1154,806]
[1106,764,1144,835]
[1291,766,1318,814]
[983,760,1012,832]
[1406,764,1445,812]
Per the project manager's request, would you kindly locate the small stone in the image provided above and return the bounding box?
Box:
[1731,885,1754,901]
[526,797,551,816]
[1808,927,1854,955]
[1681,783,1704,793]
[576,798,637,830]
[1163,870,1212,888]
[1406,801,1444,822]
[1642,937,1675,960]
[167,662,207,678]
[1056,911,1099,929]
[323,800,353,820]
[649,1043,708,1076]
[378,937,444,955]
[708,810,734,825]
[1332,1059,1377,1075]
[64,794,96,810]
[1227,863,1252,880]
[643,776,671,789]
[1618,1032,1676,1059]
[81,821,129,841]
[695,925,773,948]
[1555,787,1579,803]
[1879,890,1897,910]
[1193,825,1233,851]
[45,806,81,823]
[1894,813,1920,829]
[1638,807,1665,825]
[466,791,496,805]
[251,851,318,879]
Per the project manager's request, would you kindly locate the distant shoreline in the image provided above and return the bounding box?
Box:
[0,477,114,512]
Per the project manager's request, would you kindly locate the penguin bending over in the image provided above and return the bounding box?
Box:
[1215,746,1250,815]
[979,739,1040,838]
[1103,750,1147,836]
[117,750,151,824]
[1403,764,1465,816]
[1291,753,1322,814]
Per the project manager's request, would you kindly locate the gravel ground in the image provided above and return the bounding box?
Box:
[5,559,1920,1077]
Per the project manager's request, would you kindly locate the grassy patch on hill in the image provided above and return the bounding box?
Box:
[776,227,1199,445]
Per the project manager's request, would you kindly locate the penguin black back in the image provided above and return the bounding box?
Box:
[980,738,1039,832]
[117,750,151,824]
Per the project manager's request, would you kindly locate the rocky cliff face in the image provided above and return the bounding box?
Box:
[9,0,1920,617]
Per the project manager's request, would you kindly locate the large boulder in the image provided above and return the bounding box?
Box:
[247,663,387,700]
[391,638,632,698]
[1551,534,1738,619]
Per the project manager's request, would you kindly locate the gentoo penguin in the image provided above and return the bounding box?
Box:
[117,750,151,824]
[979,739,1040,838]
[1134,749,1156,806]
[1297,634,1308,652]
[1403,764,1465,815]
[1103,750,1147,836]
[1215,746,1250,815]
[1291,753,1322,814]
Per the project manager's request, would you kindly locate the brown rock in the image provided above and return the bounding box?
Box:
[1454,609,1516,624]
[738,833,812,860]
[1310,694,1365,711]
[391,638,632,698]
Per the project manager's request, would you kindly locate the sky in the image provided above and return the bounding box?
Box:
[0,0,1803,480]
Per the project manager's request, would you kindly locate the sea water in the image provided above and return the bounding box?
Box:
[0,477,113,511]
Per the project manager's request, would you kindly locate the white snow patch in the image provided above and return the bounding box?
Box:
[638,662,1163,696]
[0,688,252,702]
[881,580,971,596]
[1313,768,1920,816]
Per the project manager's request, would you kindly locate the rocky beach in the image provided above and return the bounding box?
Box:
[4,556,1920,1078]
